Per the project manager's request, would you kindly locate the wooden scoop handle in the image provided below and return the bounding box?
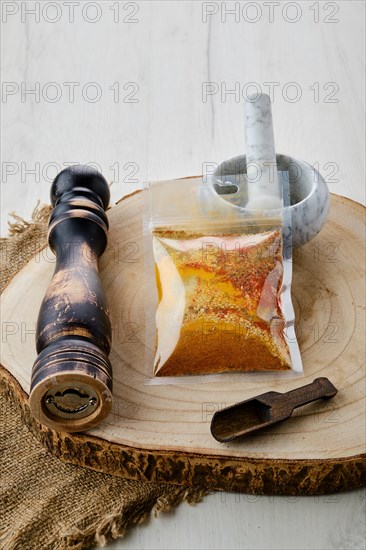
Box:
[29,166,112,433]
[275,377,338,411]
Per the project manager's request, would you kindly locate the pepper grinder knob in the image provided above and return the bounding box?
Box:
[29,166,113,432]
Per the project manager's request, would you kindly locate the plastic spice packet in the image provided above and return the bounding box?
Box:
[143,172,302,383]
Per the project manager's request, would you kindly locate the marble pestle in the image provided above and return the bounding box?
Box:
[244,93,282,210]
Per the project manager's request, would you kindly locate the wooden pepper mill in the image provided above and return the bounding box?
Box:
[29,166,113,432]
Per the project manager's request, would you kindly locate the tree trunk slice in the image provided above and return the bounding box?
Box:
[1,187,365,495]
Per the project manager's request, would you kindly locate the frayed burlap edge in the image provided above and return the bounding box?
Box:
[0,204,209,550]
[60,487,208,549]
[6,200,52,236]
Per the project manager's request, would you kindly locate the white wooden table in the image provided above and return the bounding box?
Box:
[1,1,365,548]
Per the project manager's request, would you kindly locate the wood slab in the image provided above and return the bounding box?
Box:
[1,187,365,495]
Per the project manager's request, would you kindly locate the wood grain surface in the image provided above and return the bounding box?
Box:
[1,188,365,495]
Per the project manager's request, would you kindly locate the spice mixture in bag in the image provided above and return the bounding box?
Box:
[152,221,292,376]
[145,176,301,379]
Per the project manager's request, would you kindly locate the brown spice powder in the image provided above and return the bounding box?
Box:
[152,226,291,376]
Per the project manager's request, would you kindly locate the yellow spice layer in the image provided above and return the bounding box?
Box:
[152,226,291,376]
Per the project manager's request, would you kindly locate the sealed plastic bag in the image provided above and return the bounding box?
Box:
[143,173,302,380]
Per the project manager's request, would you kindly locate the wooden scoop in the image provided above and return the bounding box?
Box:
[211,377,337,443]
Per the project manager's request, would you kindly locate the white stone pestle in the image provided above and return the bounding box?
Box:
[244,93,283,210]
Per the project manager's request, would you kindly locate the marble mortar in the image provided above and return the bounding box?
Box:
[212,153,330,248]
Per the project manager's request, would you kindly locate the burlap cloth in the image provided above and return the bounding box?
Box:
[0,205,208,550]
